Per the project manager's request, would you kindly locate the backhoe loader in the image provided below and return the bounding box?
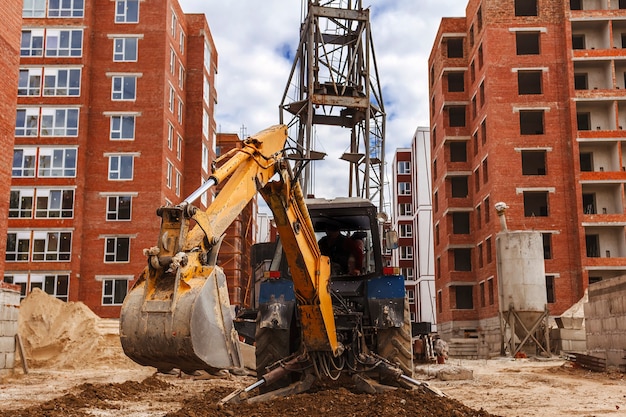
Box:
[119,125,440,402]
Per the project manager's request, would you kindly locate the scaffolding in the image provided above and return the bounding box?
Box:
[280,0,386,211]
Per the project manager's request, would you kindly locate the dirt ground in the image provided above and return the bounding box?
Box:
[1,290,624,417]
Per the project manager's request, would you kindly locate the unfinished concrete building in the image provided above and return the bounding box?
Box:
[429,0,626,357]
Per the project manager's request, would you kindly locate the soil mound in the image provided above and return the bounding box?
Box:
[17,289,136,369]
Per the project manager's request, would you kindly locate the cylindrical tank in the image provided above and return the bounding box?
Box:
[496,230,547,339]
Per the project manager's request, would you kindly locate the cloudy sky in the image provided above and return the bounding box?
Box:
[179,0,467,211]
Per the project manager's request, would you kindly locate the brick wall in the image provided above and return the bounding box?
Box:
[0,2,21,276]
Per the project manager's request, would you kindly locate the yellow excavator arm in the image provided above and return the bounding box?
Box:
[120,124,338,373]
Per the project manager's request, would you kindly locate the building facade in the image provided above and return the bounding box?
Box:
[6,0,218,318]
[429,0,626,356]
[0,2,22,277]
[392,127,437,330]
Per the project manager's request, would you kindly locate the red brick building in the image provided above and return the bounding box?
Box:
[0,2,22,277]
[429,0,626,356]
[6,0,218,318]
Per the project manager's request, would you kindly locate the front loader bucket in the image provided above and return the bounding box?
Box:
[120,260,243,373]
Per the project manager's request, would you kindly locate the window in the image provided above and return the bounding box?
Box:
[204,41,212,71]
[23,0,46,17]
[448,106,466,127]
[435,223,440,245]
[43,68,81,96]
[110,115,135,140]
[115,0,139,23]
[486,237,492,264]
[41,274,69,302]
[175,171,181,196]
[454,285,474,309]
[546,275,556,303]
[39,148,77,177]
[399,224,413,238]
[45,29,83,57]
[474,168,480,191]
[484,197,490,223]
[112,76,136,100]
[621,0,626,9]
[515,0,537,16]
[48,0,84,17]
[452,212,470,234]
[15,108,39,136]
[203,76,210,105]
[398,182,411,195]
[479,82,485,106]
[542,233,552,259]
[102,278,129,305]
[32,231,72,261]
[9,189,34,218]
[400,246,413,260]
[451,176,469,198]
[169,86,175,112]
[399,203,412,216]
[202,143,209,173]
[572,34,585,50]
[450,141,467,162]
[574,73,588,90]
[480,282,486,307]
[177,135,183,160]
[583,193,596,214]
[177,99,183,124]
[18,68,42,96]
[586,234,600,257]
[107,195,132,220]
[171,12,178,37]
[453,248,472,271]
[523,191,549,216]
[40,108,79,136]
[36,189,74,218]
[397,161,410,174]
[12,148,36,177]
[478,243,484,268]
[516,32,540,55]
[178,65,185,89]
[570,0,582,10]
[5,232,31,262]
[447,38,464,58]
[481,119,487,144]
[168,123,174,149]
[166,162,173,188]
[473,132,478,156]
[21,29,44,56]
[447,72,464,92]
[108,155,134,180]
[519,110,544,135]
[202,109,209,139]
[170,48,176,74]
[179,32,185,54]
[113,38,138,61]
[518,71,542,94]
[402,268,414,280]
[521,150,547,175]
[105,237,130,262]
[476,204,482,229]
[577,112,591,130]
[478,44,484,68]
[407,289,415,304]
[580,152,593,171]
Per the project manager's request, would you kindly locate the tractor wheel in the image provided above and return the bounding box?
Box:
[255,323,299,392]
[377,298,414,379]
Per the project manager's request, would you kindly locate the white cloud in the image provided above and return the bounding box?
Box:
[179,0,466,211]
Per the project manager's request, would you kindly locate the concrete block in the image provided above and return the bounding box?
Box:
[586,318,602,334]
[558,328,586,341]
[238,341,255,371]
[0,353,5,369]
[0,320,18,338]
[0,336,15,353]
[4,352,14,369]
[604,317,617,332]
[557,317,584,330]
[561,340,587,352]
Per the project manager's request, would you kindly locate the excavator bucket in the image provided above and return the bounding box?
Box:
[119,253,243,373]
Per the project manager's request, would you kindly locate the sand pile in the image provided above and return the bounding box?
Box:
[17,289,137,369]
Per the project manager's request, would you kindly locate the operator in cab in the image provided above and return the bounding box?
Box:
[318,223,363,276]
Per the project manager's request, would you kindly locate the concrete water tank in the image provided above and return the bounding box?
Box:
[496,230,547,339]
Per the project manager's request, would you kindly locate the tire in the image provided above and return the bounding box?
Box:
[376,298,414,379]
[255,322,300,392]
